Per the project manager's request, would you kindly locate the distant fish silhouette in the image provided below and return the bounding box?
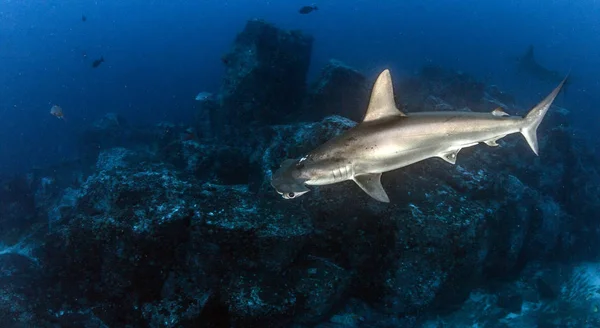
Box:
[195,91,213,101]
[299,5,318,14]
[516,45,566,84]
[182,127,197,141]
[92,56,104,68]
[82,15,87,22]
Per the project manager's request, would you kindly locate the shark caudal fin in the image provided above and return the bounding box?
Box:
[521,75,568,155]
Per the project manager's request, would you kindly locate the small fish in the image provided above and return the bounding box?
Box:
[221,54,231,65]
[195,91,213,101]
[50,105,66,120]
[92,56,104,68]
[82,15,87,22]
[182,127,197,141]
[299,5,318,14]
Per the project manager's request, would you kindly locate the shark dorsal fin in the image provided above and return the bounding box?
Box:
[362,69,406,122]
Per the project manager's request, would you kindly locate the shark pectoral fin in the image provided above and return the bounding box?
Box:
[353,173,390,203]
[439,149,461,164]
[362,69,406,122]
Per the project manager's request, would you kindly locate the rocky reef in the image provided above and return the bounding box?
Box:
[1,19,600,327]
[215,19,313,139]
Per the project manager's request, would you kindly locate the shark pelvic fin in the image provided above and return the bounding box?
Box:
[521,75,568,155]
[492,107,509,117]
[439,149,461,164]
[484,135,505,147]
[353,173,390,203]
[362,69,406,122]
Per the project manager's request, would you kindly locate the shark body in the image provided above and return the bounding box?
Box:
[271,69,566,202]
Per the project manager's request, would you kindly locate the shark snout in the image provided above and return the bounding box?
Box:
[271,158,311,200]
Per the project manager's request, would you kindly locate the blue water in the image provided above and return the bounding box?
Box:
[1,0,598,175]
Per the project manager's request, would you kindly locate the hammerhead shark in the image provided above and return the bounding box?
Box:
[271,69,567,202]
[517,45,566,84]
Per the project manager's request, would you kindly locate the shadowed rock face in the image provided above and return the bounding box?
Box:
[0,19,599,328]
[216,19,313,138]
[302,59,370,122]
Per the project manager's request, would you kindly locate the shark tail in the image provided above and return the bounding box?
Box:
[520,75,568,155]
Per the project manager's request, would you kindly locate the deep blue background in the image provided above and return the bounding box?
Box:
[1,0,598,175]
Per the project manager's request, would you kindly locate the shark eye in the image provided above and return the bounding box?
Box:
[287,192,295,198]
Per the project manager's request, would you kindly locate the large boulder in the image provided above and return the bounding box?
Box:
[0,252,46,327]
[40,148,208,326]
[38,147,322,326]
[422,261,600,327]
[303,59,370,122]
[399,65,487,113]
[216,19,314,137]
[0,175,35,243]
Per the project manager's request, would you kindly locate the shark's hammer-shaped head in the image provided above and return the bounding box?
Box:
[271,158,311,199]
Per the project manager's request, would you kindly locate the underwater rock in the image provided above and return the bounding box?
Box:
[224,271,297,326]
[80,115,201,167]
[193,183,314,324]
[194,94,219,139]
[40,146,323,326]
[196,182,313,273]
[0,158,95,245]
[216,19,313,137]
[79,113,131,161]
[292,255,352,324]
[0,175,36,243]
[49,310,110,328]
[322,298,414,328]
[404,65,487,113]
[303,59,370,122]
[423,95,457,112]
[141,269,213,328]
[378,173,491,315]
[175,141,250,185]
[423,262,600,327]
[0,253,46,326]
[486,84,516,108]
[41,151,206,326]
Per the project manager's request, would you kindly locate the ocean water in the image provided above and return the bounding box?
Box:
[1,1,600,327]
[1,0,598,174]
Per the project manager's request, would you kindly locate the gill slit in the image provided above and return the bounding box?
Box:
[331,163,354,181]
